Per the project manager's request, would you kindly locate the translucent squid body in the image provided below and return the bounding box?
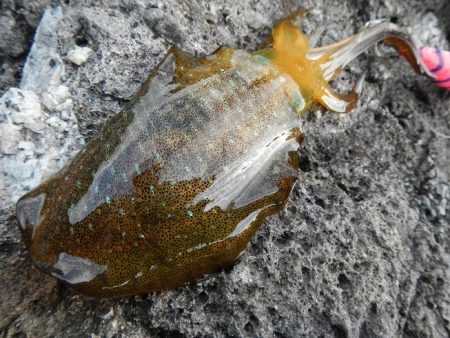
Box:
[16,13,438,297]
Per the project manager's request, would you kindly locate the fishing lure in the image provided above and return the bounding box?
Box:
[16,13,438,297]
[420,47,450,89]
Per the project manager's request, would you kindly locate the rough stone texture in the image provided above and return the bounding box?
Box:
[0,0,449,337]
[0,0,57,96]
[0,6,84,205]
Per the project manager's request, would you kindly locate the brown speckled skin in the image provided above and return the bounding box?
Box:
[16,44,305,297]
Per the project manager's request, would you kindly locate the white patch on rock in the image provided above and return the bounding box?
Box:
[6,90,44,131]
[67,46,92,65]
[231,265,254,286]
[0,6,84,204]
[20,7,64,92]
[40,85,72,111]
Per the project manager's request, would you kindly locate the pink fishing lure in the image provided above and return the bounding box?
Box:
[420,47,450,90]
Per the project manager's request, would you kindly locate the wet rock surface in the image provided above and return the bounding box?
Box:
[0,0,449,337]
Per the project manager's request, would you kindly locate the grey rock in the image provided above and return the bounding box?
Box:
[0,6,84,205]
[0,14,27,58]
[20,6,64,92]
[0,1,449,338]
[0,0,54,96]
[67,46,92,65]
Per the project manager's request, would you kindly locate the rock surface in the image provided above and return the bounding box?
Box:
[0,6,84,205]
[0,0,449,337]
